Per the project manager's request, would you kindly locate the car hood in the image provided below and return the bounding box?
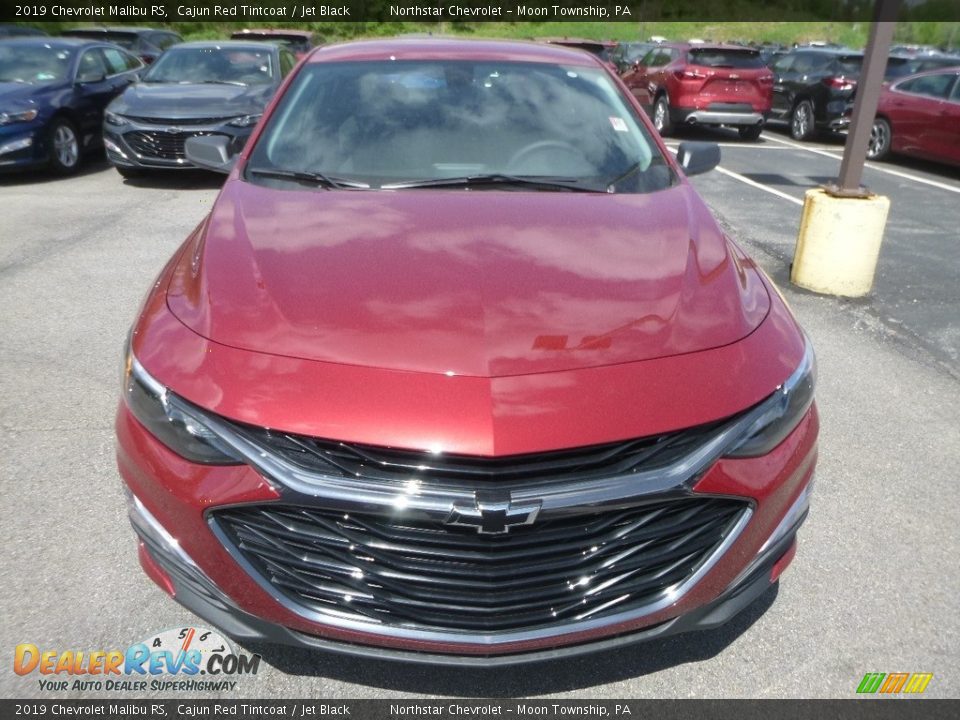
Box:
[111,82,273,119]
[167,179,770,378]
[0,81,55,107]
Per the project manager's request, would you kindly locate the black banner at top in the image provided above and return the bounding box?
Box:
[5,0,960,24]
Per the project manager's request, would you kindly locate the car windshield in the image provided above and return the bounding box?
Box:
[688,48,764,69]
[0,44,72,83]
[837,55,864,74]
[625,44,653,63]
[142,46,274,85]
[247,60,673,193]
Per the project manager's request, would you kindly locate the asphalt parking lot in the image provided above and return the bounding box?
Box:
[1,127,959,699]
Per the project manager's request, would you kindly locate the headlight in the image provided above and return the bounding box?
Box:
[0,109,39,125]
[104,111,128,127]
[228,114,262,128]
[726,335,816,458]
[124,349,241,465]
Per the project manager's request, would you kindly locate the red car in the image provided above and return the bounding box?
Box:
[866,66,960,166]
[623,42,774,139]
[116,39,817,664]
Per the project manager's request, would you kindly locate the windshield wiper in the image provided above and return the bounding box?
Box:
[248,168,370,190]
[381,174,605,192]
[604,161,646,191]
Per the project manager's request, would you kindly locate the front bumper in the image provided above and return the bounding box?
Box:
[103,120,251,170]
[0,123,47,170]
[116,389,818,662]
[136,494,801,665]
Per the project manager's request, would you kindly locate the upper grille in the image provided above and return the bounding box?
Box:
[214,497,747,634]
[239,423,724,489]
[124,130,206,160]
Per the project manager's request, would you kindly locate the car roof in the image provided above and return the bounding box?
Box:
[231,29,313,39]
[170,40,280,52]
[660,42,760,52]
[304,38,605,67]
[894,65,960,82]
[0,23,47,36]
[541,37,618,49]
[788,46,862,56]
[62,27,161,35]
[0,37,109,49]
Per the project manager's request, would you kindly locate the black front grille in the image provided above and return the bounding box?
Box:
[214,497,746,633]
[125,130,205,160]
[240,423,724,488]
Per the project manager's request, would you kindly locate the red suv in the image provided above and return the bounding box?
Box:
[116,39,817,664]
[623,43,774,139]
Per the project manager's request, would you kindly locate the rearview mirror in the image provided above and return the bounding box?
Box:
[185,135,237,174]
[676,142,720,176]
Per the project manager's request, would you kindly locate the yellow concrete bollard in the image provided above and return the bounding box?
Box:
[791,188,891,297]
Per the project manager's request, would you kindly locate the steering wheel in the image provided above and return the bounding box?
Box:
[506,140,587,174]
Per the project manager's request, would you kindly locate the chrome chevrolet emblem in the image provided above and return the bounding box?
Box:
[446,490,541,535]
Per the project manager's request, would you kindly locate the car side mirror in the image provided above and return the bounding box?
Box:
[185,135,237,174]
[676,142,720,176]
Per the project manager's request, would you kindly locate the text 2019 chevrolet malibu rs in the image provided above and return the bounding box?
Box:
[116,39,817,664]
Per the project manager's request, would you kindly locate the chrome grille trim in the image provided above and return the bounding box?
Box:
[198,400,771,517]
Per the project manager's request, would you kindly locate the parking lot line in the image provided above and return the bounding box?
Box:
[666,145,805,207]
[714,166,806,206]
[665,143,793,149]
[760,133,960,196]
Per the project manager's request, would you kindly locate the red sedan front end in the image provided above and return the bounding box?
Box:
[116,39,817,664]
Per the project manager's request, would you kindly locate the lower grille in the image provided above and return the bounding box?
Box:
[124,130,205,160]
[214,497,747,634]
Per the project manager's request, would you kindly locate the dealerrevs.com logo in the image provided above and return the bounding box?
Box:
[14,627,260,692]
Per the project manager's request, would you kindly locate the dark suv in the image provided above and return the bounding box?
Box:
[769,48,863,140]
[61,27,182,65]
[622,43,773,139]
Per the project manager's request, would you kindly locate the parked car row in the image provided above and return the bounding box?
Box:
[0,28,311,175]
[2,27,958,176]
[609,36,960,167]
[60,27,184,65]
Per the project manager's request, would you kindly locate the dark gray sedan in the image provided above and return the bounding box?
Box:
[102,41,298,176]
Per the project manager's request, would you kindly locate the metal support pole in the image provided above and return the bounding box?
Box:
[829,0,901,197]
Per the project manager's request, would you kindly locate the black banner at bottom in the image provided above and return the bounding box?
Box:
[1,700,959,720]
